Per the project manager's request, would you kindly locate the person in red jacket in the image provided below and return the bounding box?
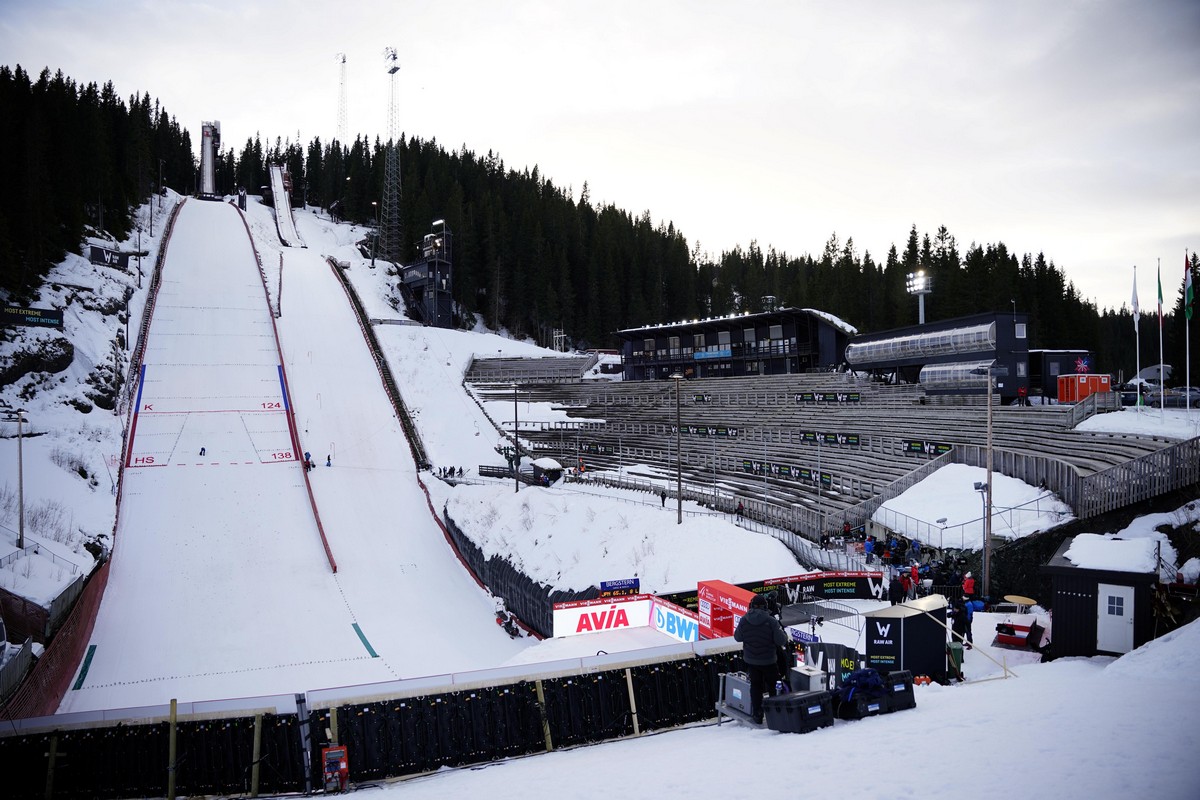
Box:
[962,571,975,598]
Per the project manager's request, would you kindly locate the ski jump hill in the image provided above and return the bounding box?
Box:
[56,198,526,714]
[269,164,304,248]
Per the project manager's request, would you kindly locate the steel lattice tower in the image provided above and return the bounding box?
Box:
[378,47,403,266]
[334,53,348,145]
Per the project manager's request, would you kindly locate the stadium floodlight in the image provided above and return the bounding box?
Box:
[906,270,932,324]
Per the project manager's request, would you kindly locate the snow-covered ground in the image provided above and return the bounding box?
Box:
[1,194,1198,797]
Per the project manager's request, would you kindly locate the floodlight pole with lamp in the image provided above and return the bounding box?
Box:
[906,270,932,325]
[1,407,27,549]
[970,360,997,599]
[936,517,948,552]
[671,372,683,525]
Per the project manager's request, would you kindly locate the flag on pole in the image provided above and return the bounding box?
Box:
[1186,251,1194,321]
[1132,267,1140,329]
[1157,263,1163,329]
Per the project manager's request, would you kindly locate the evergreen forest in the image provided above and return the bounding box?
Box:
[2,65,1196,382]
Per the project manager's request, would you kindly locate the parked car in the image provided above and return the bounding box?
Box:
[1148,386,1200,408]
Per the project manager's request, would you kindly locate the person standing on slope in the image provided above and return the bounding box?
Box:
[733,594,788,724]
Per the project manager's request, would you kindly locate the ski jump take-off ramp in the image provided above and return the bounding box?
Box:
[59,199,522,714]
[269,164,304,248]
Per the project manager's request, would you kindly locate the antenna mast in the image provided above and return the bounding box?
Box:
[334,53,348,145]
[379,46,403,266]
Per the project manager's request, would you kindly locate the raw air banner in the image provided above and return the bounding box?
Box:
[764,571,888,604]
[2,305,64,330]
[88,245,132,269]
[802,642,864,690]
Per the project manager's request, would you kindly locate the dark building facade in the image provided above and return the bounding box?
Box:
[1028,349,1093,400]
[843,312,1030,403]
[614,307,855,381]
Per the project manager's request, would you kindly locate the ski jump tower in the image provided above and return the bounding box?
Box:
[401,220,454,328]
[199,120,221,198]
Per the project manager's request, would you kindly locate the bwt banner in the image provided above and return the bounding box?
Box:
[88,245,132,269]
[552,594,652,638]
[2,305,64,330]
[651,598,699,643]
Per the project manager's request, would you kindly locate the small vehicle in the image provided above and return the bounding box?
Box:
[1148,387,1200,408]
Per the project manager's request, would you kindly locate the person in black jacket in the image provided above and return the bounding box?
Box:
[734,594,788,723]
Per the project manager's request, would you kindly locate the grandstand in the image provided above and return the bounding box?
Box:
[466,362,1196,544]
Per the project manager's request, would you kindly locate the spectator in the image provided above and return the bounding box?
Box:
[733,594,788,724]
[962,571,976,598]
[864,536,874,564]
[736,501,745,518]
[660,489,667,507]
[889,573,904,606]
[950,596,974,649]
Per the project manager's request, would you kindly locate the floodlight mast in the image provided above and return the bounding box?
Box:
[379,47,403,266]
[906,270,932,324]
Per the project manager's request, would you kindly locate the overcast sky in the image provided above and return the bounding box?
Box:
[2,0,1197,312]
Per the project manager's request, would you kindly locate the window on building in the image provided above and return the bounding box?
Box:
[643,339,654,352]
[1050,362,1061,377]
[693,333,705,349]
[769,324,783,339]
[1017,361,1027,377]
[1015,323,1027,339]
[669,336,680,356]
[718,331,731,346]
[1106,594,1125,616]
[744,328,756,343]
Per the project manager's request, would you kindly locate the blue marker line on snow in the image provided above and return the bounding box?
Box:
[277,365,290,411]
[72,644,97,690]
[352,623,379,658]
[133,363,147,411]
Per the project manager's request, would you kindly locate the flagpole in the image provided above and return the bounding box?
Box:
[1158,258,1165,421]
[1133,266,1141,413]
[1187,250,1193,423]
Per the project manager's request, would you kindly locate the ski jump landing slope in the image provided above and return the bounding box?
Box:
[58,201,528,715]
[269,164,303,248]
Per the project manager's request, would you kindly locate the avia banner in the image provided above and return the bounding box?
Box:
[552,595,652,637]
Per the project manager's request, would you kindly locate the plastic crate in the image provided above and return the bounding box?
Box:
[836,692,888,720]
[884,670,916,711]
[764,690,835,734]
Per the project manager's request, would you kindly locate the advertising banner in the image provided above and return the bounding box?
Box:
[552,595,652,637]
[650,598,699,642]
[763,571,888,604]
[88,245,132,269]
[599,577,640,598]
[802,642,863,690]
[2,305,64,330]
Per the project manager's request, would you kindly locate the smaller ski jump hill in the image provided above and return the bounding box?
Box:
[269,164,303,248]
